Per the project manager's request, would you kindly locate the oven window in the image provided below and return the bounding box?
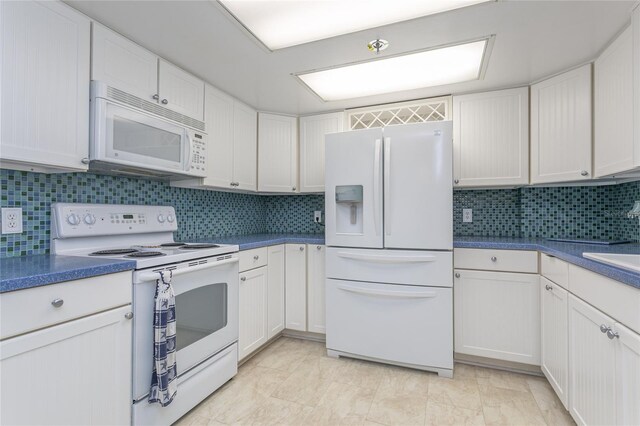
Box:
[113,115,182,162]
[174,283,227,351]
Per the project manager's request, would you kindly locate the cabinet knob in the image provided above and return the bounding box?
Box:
[545,284,553,291]
[317,245,321,250]
[600,324,610,334]
[81,157,90,165]
[299,246,304,251]
[240,276,246,282]
[161,99,169,105]
[253,255,259,260]
[454,179,459,184]
[491,256,497,262]
[125,312,133,320]
[606,329,619,340]
[455,273,460,278]
[292,187,297,191]
[152,94,160,100]
[581,170,589,177]
[51,298,64,308]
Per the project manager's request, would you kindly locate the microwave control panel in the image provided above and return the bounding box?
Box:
[191,132,207,175]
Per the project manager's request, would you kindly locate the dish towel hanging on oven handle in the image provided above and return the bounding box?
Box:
[149,270,178,407]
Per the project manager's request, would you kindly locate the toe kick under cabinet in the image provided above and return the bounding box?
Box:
[0,272,133,426]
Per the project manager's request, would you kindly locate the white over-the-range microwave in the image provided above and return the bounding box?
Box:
[90,81,207,179]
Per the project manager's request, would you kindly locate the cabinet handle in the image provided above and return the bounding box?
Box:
[454,273,460,278]
[491,256,497,262]
[51,298,64,308]
[81,157,90,164]
[240,276,246,282]
[606,329,619,340]
[545,284,553,291]
[253,255,259,260]
[454,179,459,184]
[161,99,169,105]
[581,170,589,177]
[125,312,133,320]
[152,94,160,100]
[600,324,610,334]
[299,246,304,251]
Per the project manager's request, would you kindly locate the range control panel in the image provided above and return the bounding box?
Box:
[51,203,178,239]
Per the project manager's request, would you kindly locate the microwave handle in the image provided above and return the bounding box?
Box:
[185,131,193,171]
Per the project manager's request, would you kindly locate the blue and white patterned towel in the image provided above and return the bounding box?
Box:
[148,270,178,407]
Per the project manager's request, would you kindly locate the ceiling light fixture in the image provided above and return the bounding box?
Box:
[368,39,389,54]
[217,0,494,50]
[295,37,493,102]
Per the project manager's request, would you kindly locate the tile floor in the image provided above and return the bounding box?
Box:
[175,337,575,426]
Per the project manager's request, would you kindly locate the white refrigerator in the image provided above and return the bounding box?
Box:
[325,121,454,377]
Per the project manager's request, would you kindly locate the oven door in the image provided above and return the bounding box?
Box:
[132,255,239,401]
[92,97,192,174]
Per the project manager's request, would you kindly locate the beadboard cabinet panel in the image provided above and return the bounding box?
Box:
[158,59,205,121]
[299,112,344,193]
[307,244,326,334]
[453,88,529,187]
[258,113,298,193]
[233,102,258,191]
[531,64,592,184]
[285,244,307,331]
[203,85,235,189]
[238,266,268,360]
[615,321,640,426]
[0,0,90,172]
[635,6,640,168]
[595,26,636,177]
[267,245,285,339]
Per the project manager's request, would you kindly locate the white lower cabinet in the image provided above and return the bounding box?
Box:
[0,305,132,425]
[454,269,540,365]
[285,244,307,331]
[540,277,569,408]
[614,321,640,426]
[267,245,285,339]
[238,266,268,360]
[307,244,326,334]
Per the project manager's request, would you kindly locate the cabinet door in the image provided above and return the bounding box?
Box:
[0,0,90,172]
[91,23,158,102]
[454,269,540,365]
[307,244,326,334]
[267,245,285,339]
[568,295,616,426]
[233,102,258,191]
[203,84,234,189]
[540,277,569,409]
[594,26,636,177]
[158,59,204,121]
[531,64,592,183]
[299,112,344,193]
[453,87,529,187]
[614,321,640,426]
[238,266,268,360]
[635,6,640,166]
[0,306,132,426]
[285,244,307,331]
[258,113,298,193]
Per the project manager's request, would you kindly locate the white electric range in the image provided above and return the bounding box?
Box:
[51,203,240,426]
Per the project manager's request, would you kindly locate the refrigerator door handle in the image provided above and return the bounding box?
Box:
[336,251,437,263]
[337,283,438,299]
[383,137,391,237]
[373,138,382,236]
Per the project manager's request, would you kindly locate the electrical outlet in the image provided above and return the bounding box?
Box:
[463,208,473,223]
[314,211,322,223]
[2,207,23,234]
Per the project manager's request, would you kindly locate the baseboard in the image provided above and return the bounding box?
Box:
[455,353,543,376]
[281,329,327,342]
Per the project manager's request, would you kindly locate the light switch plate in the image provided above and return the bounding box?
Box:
[2,207,23,234]
[463,209,473,223]
[314,211,322,223]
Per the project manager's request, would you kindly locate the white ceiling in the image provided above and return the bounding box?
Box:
[65,0,636,116]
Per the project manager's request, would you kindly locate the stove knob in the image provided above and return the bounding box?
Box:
[157,214,165,223]
[167,214,175,223]
[83,214,96,225]
[66,213,81,226]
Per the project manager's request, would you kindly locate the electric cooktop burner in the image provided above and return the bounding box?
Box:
[180,243,220,250]
[126,251,166,258]
[90,248,139,256]
[160,242,187,247]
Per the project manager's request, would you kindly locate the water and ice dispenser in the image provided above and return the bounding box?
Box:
[335,185,363,234]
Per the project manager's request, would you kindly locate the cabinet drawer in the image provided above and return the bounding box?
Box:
[0,271,131,340]
[541,254,569,289]
[454,248,538,273]
[239,247,268,272]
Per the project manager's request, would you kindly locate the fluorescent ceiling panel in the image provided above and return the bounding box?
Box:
[218,0,491,50]
[297,39,489,101]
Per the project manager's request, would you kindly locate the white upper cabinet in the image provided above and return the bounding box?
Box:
[0,1,90,173]
[91,23,158,102]
[158,59,204,121]
[453,87,529,187]
[594,26,636,177]
[531,64,593,184]
[299,112,344,193]
[233,102,258,191]
[635,6,640,171]
[258,113,298,193]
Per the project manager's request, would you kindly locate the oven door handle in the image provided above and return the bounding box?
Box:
[136,257,238,282]
[337,284,438,299]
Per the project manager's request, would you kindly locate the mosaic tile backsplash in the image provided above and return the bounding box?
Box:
[1,168,639,257]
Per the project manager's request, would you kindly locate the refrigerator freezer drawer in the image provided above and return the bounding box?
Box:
[326,279,453,369]
[326,247,452,287]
